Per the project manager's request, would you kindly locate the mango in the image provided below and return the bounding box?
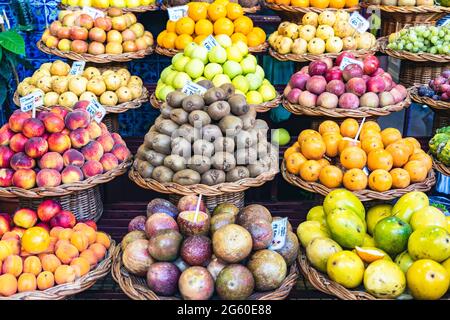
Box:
[296,221,330,248]
[306,206,327,226]
[392,191,429,223]
[410,206,447,231]
[306,237,342,272]
[408,226,450,262]
[323,189,365,222]
[366,204,392,235]
[395,251,414,274]
[373,217,412,257]
[363,260,406,299]
[327,250,364,289]
[326,208,366,249]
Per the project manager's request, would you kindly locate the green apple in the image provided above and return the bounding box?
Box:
[184,58,205,79]
[204,63,223,80]
[184,43,198,58]
[173,56,191,72]
[255,65,265,80]
[110,0,126,7]
[226,45,243,62]
[232,75,249,94]
[160,66,173,83]
[159,85,175,101]
[172,72,191,89]
[126,0,141,7]
[212,74,231,88]
[223,61,242,79]
[240,56,256,74]
[234,41,249,56]
[215,34,232,48]
[262,79,271,86]
[246,91,263,104]
[271,128,290,146]
[245,73,263,91]
[208,46,227,64]
[155,83,164,100]
[165,71,178,87]
[258,83,277,102]
[191,46,209,64]
[157,79,163,86]
[172,52,185,65]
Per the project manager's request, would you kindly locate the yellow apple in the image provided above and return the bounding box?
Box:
[291,38,307,54]
[302,12,319,27]
[140,0,155,4]
[299,25,316,42]
[355,32,376,50]
[318,11,336,27]
[110,0,127,7]
[92,0,109,8]
[342,36,357,50]
[316,25,334,40]
[325,36,343,53]
[307,37,325,54]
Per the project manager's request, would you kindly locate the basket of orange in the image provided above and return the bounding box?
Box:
[155,1,267,56]
[161,0,261,13]
[282,119,436,201]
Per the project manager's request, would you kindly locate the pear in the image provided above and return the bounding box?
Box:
[291,38,308,54]
[277,37,293,54]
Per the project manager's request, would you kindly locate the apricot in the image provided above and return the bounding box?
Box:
[79,249,98,266]
[0,240,13,260]
[49,226,64,238]
[70,257,91,277]
[18,273,37,292]
[5,238,20,255]
[95,231,111,249]
[2,254,23,277]
[40,253,61,273]
[38,152,64,171]
[74,223,97,244]
[70,231,89,252]
[56,243,79,264]
[89,243,106,261]
[0,273,18,296]
[54,265,76,285]
[48,133,71,154]
[23,256,42,276]
[61,165,84,184]
[58,228,74,241]
[82,160,103,178]
[37,271,55,290]
[36,169,62,188]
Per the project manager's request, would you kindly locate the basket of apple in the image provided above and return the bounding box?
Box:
[282,53,411,118]
[268,11,379,62]
[161,0,261,13]
[152,40,280,112]
[39,8,154,63]
[60,0,159,12]
[112,198,298,300]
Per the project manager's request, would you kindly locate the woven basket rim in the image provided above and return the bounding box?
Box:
[159,3,261,12]
[263,0,359,13]
[1,238,115,300]
[128,166,279,196]
[360,2,450,13]
[37,40,154,63]
[281,160,436,202]
[0,158,132,199]
[112,244,299,300]
[433,157,450,176]
[281,88,412,118]
[155,42,268,57]
[58,3,159,11]
[409,85,450,111]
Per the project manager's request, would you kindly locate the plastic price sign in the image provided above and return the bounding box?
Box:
[167,5,188,21]
[86,99,106,123]
[349,12,370,34]
[202,35,219,51]
[69,61,86,76]
[82,6,105,19]
[269,217,288,250]
[20,91,43,117]
[339,56,364,71]
[181,82,207,96]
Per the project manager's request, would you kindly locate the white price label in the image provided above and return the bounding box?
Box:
[269,217,288,251]
[19,91,43,113]
[202,35,219,51]
[82,6,105,19]
[339,56,364,71]
[181,82,207,96]
[167,5,188,21]
[69,61,86,76]
[349,12,370,34]
[86,99,106,123]
[442,19,450,27]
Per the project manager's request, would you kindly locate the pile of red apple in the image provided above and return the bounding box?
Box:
[0,102,131,190]
[284,53,408,110]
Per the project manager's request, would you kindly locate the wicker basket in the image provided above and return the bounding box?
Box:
[433,158,450,177]
[169,191,245,211]
[155,42,268,57]
[37,40,153,63]
[1,238,115,300]
[410,85,450,113]
[0,158,132,199]
[281,160,436,202]
[379,37,450,63]
[58,3,159,12]
[112,245,299,300]
[160,3,261,13]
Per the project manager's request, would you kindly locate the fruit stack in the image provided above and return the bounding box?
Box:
[264,0,359,10]
[117,197,298,300]
[298,189,450,300]
[283,119,434,198]
[0,200,112,298]
[429,126,450,175]
[156,1,266,54]
[61,0,158,10]
[162,0,261,12]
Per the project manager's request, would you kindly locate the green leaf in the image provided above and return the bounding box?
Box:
[0,81,7,106]
[0,31,25,56]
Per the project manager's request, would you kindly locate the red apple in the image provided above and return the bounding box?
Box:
[37,199,62,222]
[308,61,328,76]
[49,210,76,228]
[325,66,343,82]
[363,55,380,76]
[335,52,355,66]
[367,76,386,93]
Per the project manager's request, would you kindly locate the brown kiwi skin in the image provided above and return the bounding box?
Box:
[201,169,226,185]
[171,137,191,158]
[207,101,231,121]
[166,91,187,108]
[239,106,256,130]
[235,130,255,149]
[203,87,226,105]
[163,154,186,172]
[144,130,158,149]
[188,110,211,127]
[160,102,173,119]
[220,83,235,100]
[143,149,165,167]
[188,155,211,174]
[152,166,174,183]
[151,134,171,155]
[202,124,223,142]
[170,108,189,125]
[213,137,235,154]
[235,147,257,165]
[248,160,270,178]
[182,94,205,112]
[136,160,154,179]
[228,94,249,116]
[173,124,200,143]
[218,115,243,136]
[173,169,201,185]
[197,79,214,89]
[193,139,215,157]
[211,152,236,171]
[226,166,250,182]
[156,119,179,136]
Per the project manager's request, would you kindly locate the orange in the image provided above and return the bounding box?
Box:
[23,256,42,276]
[361,136,384,154]
[194,34,208,44]
[403,160,428,183]
[0,274,17,297]
[40,254,61,273]
[310,0,330,8]
[284,144,301,160]
[226,2,244,20]
[319,165,343,188]
[80,249,98,266]
[214,17,234,36]
[340,146,367,170]
[70,257,91,277]
[397,139,414,155]
[58,228,73,241]
[367,149,393,171]
[362,121,380,133]
[360,129,381,141]
[252,27,266,41]
[286,153,307,175]
[188,2,208,21]
[195,19,213,36]
[298,129,321,145]
[247,30,263,47]
[408,152,432,172]
[54,265,76,285]
[390,168,410,189]
[345,0,359,7]
[74,223,97,245]
[343,168,368,191]
[175,17,195,35]
[207,3,227,21]
[37,271,54,290]
[233,16,253,35]
[301,137,326,160]
[381,128,402,147]
[291,0,310,6]
[340,118,359,138]
[166,20,176,33]
[329,0,345,8]
[319,120,340,135]
[175,34,194,50]
[317,158,330,168]
[17,273,37,293]
[368,169,392,191]
[300,160,322,182]
[403,137,421,152]
[96,232,111,249]
[231,32,248,45]
[322,133,342,158]
[385,142,411,168]
[56,243,79,264]
[70,231,89,252]
[338,138,361,154]
[157,30,167,47]
[161,32,178,49]
[2,255,23,277]
[275,0,291,4]
[89,243,107,261]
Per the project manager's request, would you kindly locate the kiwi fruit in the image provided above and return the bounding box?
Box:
[182,94,205,112]
[254,119,269,131]
[228,94,249,116]
[173,124,200,143]
[240,0,259,6]
[163,154,186,172]
[193,139,214,157]
[248,160,270,177]
[213,137,235,153]
[166,90,186,108]
[136,145,148,160]
[256,142,269,159]
[201,169,226,185]
[144,131,157,149]
[171,137,191,158]
[143,150,165,167]
[202,124,223,142]
[188,110,211,127]
[173,169,201,185]
[207,101,231,121]
[239,106,256,130]
[203,87,226,105]
[155,119,179,136]
[160,102,173,119]
[151,134,171,154]
[152,166,174,183]
[136,160,154,179]
[197,79,214,89]
[235,147,257,165]
[226,166,250,182]
[188,155,211,174]
[220,83,235,100]
[218,115,243,136]
[235,130,255,149]
[211,152,236,171]
[170,108,189,125]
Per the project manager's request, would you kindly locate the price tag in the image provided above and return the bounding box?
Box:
[441,19,450,27]
[86,99,106,123]
[69,61,86,76]
[19,91,43,115]
[82,6,105,19]
[181,82,207,96]
[349,12,370,34]
[339,56,364,71]
[269,217,288,251]
[202,35,219,51]
[167,5,188,21]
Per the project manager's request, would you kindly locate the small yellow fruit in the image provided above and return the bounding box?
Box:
[407,259,449,300]
[327,250,364,289]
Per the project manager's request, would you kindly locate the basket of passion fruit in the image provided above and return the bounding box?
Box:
[281,119,436,201]
[297,189,450,300]
[112,197,299,300]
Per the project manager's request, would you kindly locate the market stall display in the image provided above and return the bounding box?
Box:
[60,0,159,11]
[161,0,261,13]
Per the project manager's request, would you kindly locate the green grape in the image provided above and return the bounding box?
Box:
[405,42,413,51]
[430,46,438,54]
[431,35,439,44]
